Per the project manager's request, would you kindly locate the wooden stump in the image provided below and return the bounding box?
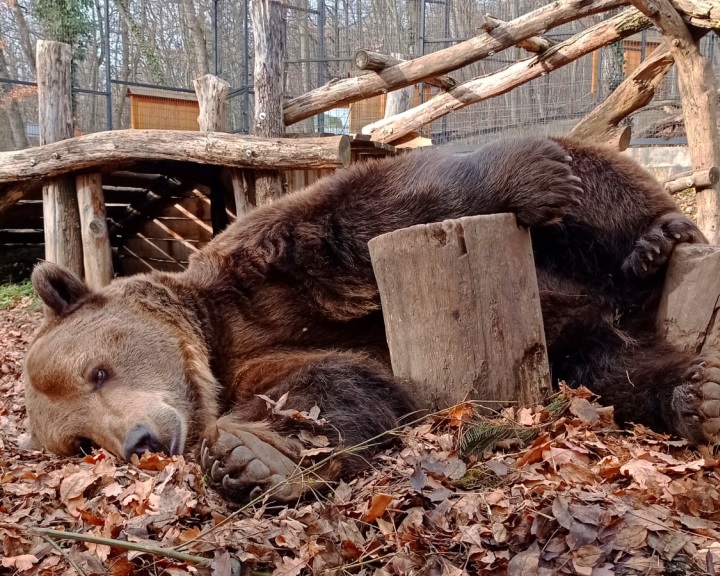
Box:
[368,214,550,410]
[657,243,720,353]
[37,40,83,277]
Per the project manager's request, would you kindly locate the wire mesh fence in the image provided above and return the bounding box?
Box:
[0,0,717,153]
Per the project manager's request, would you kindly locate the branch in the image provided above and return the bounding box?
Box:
[570,45,674,144]
[366,9,651,144]
[32,528,210,566]
[283,0,627,125]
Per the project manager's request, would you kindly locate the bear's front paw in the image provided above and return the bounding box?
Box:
[199,423,306,503]
[503,139,584,228]
[670,356,720,445]
[622,212,705,278]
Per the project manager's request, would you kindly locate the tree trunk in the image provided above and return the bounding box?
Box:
[369,214,550,411]
[37,40,84,278]
[250,0,286,205]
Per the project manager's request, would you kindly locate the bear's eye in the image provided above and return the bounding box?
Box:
[91,367,109,390]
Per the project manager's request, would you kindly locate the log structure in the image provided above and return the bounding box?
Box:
[364,9,650,145]
[630,0,720,244]
[369,214,550,410]
[0,130,351,212]
[37,40,83,277]
[664,167,720,194]
[284,0,627,126]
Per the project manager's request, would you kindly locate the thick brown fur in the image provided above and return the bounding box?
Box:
[24,136,720,504]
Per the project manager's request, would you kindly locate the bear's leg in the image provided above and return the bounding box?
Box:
[198,351,414,503]
[556,330,720,445]
[621,212,706,278]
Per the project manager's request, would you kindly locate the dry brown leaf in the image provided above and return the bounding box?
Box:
[362,493,393,523]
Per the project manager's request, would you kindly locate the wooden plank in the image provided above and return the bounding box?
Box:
[124,237,198,263]
[139,218,213,243]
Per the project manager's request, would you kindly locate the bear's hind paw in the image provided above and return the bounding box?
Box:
[671,358,720,445]
[200,426,306,503]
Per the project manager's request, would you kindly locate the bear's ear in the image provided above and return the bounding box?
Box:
[31,262,92,317]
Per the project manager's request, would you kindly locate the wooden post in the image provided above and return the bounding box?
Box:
[657,244,720,353]
[629,0,720,243]
[250,0,285,206]
[384,54,414,118]
[76,173,113,288]
[368,214,550,410]
[37,40,83,277]
[194,73,231,231]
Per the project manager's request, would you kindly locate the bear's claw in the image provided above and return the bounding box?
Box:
[671,356,720,445]
[623,212,704,278]
[199,427,306,503]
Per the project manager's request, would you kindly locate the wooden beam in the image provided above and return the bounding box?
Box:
[630,0,720,243]
[369,214,550,410]
[283,0,627,126]
[366,9,650,144]
[37,40,83,277]
[354,50,457,91]
[250,0,285,206]
[570,45,674,148]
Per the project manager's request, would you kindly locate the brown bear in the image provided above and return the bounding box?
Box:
[24,137,720,504]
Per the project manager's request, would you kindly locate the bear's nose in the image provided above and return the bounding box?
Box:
[123,425,162,461]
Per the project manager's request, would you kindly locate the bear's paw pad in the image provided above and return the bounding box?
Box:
[672,358,720,444]
[200,429,305,502]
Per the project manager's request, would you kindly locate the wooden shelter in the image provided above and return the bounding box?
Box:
[127,86,200,131]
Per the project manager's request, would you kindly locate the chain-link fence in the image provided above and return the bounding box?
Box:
[0,0,718,153]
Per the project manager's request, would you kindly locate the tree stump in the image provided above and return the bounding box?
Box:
[368,214,550,411]
[657,243,720,353]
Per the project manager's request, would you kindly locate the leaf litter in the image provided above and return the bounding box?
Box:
[2,299,720,575]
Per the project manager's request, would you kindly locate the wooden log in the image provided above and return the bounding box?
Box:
[368,214,550,410]
[354,50,457,91]
[366,9,650,144]
[671,0,720,29]
[664,167,720,193]
[657,244,720,353]
[570,46,674,148]
[0,131,350,191]
[480,16,555,53]
[37,40,83,277]
[382,54,415,120]
[284,0,627,126]
[630,0,720,243]
[76,173,113,288]
[250,0,285,206]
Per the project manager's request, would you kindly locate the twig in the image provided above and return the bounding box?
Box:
[39,532,88,576]
[32,528,211,566]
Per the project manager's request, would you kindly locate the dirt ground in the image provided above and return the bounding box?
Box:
[2,292,720,576]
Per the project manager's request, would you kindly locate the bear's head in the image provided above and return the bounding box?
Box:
[23,262,220,461]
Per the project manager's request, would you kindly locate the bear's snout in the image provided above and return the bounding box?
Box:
[123,422,181,461]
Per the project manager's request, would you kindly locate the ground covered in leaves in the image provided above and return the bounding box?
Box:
[2,297,720,576]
